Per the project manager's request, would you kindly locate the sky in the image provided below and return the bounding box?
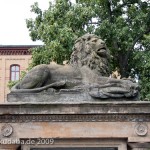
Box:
[0,0,50,45]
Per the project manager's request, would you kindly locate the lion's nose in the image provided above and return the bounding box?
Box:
[100,40,105,45]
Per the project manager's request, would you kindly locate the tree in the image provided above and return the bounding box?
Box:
[79,0,149,77]
[26,0,95,66]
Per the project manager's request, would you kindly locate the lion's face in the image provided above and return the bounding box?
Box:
[70,34,110,77]
[84,35,109,58]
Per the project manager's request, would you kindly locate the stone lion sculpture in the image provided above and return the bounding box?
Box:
[11,34,138,99]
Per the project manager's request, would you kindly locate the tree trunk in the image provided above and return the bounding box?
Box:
[118,53,129,78]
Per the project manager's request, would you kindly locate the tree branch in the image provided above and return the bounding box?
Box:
[128,28,150,51]
[107,0,113,22]
[123,28,150,76]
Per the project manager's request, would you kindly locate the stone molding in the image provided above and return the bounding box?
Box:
[1,102,150,114]
[135,123,148,136]
[0,114,150,123]
[1,102,150,123]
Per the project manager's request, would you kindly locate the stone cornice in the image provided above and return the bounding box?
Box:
[0,101,150,115]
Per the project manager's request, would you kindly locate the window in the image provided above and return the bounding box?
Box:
[10,64,20,81]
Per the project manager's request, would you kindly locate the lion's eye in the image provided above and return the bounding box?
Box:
[91,39,97,42]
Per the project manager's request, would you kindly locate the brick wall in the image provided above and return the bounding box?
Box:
[0,55,31,103]
[0,46,38,103]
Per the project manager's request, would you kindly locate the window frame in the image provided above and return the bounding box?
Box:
[10,64,20,81]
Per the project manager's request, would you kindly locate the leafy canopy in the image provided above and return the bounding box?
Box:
[26,0,95,66]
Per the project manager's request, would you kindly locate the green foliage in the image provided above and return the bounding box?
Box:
[26,0,150,99]
[133,34,150,100]
[7,80,18,90]
[94,0,149,77]
[139,77,150,100]
[26,0,95,66]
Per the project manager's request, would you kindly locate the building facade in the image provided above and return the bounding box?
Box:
[0,45,36,103]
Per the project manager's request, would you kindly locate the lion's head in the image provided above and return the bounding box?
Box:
[70,34,110,77]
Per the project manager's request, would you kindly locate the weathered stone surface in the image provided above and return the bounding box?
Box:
[8,88,138,103]
[9,34,139,101]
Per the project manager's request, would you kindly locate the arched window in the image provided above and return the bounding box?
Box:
[10,64,20,81]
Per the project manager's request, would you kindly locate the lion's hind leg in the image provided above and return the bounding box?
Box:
[19,64,50,89]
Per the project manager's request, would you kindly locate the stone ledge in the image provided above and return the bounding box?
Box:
[7,91,138,103]
[0,101,150,115]
[128,137,150,142]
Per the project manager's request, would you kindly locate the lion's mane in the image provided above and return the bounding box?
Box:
[70,34,110,77]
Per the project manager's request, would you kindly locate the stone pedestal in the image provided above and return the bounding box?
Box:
[0,101,150,150]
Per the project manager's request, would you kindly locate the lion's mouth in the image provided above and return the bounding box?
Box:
[97,47,107,57]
